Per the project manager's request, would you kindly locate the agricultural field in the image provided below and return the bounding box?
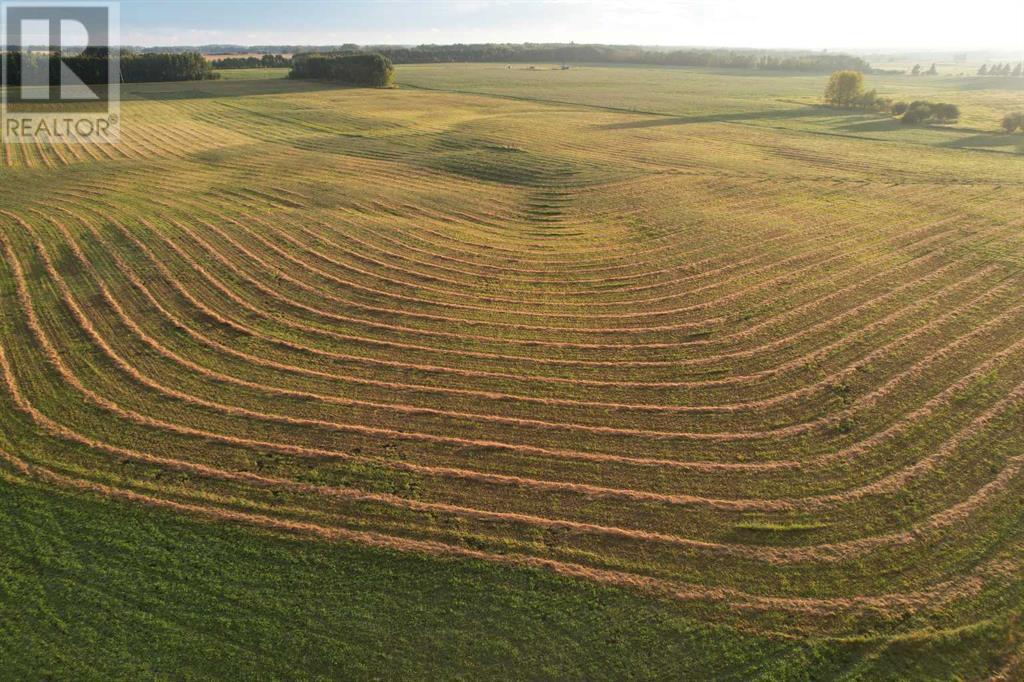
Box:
[1,65,1023,678]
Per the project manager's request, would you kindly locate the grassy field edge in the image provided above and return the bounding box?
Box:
[0,471,1016,680]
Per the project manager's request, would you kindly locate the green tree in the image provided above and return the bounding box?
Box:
[1002,112,1023,133]
[978,64,989,75]
[926,63,938,75]
[824,70,864,107]
[855,88,880,109]
[901,101,931,124]
[911,64,921,76]
[932,103,960,122]
[901,100,960,125]
[892,101,908,115]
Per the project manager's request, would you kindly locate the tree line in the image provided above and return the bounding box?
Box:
[1,50,217,85]
[978,63,1023,76]
[213,54,291,69]
[308,44,870,73]
[289,53,394,86]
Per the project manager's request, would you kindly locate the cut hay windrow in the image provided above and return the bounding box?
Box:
[6,220,1021,516]
[33,208,1021,454]
[2,442,1019,627]
[67,195,999,368]
[31,207,1023,510]
[124,216,1024,395]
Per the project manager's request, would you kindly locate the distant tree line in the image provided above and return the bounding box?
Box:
[978,63,1023,76]
[289,53,394,86]
[214,54,291,69]
[121,52,218,81]
[1,50,217,85]
[311,44,871,73]
[120,43,874,73]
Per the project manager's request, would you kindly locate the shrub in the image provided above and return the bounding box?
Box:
[901,101,932,124]
[290,53,394,87]
[855,89,879,109]
[892,101,908,115]
[901,100,960,125]
[1002,112,1024,133]
[931,102,960,123]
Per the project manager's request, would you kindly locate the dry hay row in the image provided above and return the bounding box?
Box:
[271,208,1007,361]
[66,205,1024,432]
[163,183,1011,331]
[43,205,1021,451]
[84,235,1023,475]
[0,218,796,475]
[168,199,1012,368]
[130,213,1024,407]
[70,168,864,309]
[2,220,1024,598]
[92,137,995,282]
[48,174,782,288]
[202,195,970,316]
[246,184,817,289]
[59,200,1011,430]
[263,202,805,298]
[273,201,971,306]
[2,325,1021,572]
[287,186,863,279]
[5,222,1023,516]
[232,177,976,292]
[157,201,980,349]
[210,195,779,307]
[2,288,1021,575]
[22,206,1007,483]
[333,171,991,266]
[12,283,1024,568]
[97,134,802,273]
[1,435,1020,628]
[361,180,1015,275]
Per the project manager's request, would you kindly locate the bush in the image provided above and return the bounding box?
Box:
[931,102,960,123]
[901,100,959,125]
[290,53,394,87]
[901,101,931,124]
[1002,112,1024,133]
[892,101,908,115]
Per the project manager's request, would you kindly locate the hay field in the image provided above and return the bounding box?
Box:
[1,67,1022,678]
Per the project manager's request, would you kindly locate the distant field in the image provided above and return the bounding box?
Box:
[213,66,292,80]
[0,65,1022,678]
[397,63,1024,150]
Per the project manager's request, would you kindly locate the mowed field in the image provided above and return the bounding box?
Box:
[1,65,1023,678]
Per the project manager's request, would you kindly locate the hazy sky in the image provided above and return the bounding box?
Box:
[116,0,1023,51]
